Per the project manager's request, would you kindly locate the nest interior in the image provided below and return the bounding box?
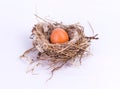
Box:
[21,19,98,75]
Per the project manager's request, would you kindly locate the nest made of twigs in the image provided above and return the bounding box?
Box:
[20,17,98,77]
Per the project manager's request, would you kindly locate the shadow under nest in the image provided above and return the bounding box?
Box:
[20,18,98,79]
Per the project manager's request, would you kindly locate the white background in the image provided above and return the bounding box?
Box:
[0,0,120,89]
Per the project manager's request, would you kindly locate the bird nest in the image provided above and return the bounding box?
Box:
[20,17,98,77]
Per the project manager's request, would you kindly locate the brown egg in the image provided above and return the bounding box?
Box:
[50,28,69,44]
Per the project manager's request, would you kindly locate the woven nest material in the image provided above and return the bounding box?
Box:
[20,18,98,77]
